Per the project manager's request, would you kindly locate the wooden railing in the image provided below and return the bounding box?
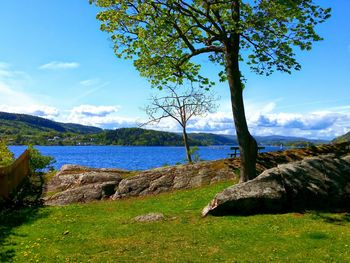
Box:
[0,150,30,200]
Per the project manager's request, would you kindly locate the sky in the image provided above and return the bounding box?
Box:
[0,0,349,140]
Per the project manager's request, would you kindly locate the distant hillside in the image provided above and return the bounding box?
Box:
[0,112,102,134]
[332,131,350,143]
[104,128,205,146]
[0,111,103,145]
[186,132,237,145]
[0,111,329,146]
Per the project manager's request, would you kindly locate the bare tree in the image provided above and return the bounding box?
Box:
[143,84,218,163]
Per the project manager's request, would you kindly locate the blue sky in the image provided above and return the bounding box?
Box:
[0,0,349,140]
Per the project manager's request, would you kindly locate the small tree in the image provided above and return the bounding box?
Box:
[27,145,56,173]
[0,140,14,167]
[143,84,218,163]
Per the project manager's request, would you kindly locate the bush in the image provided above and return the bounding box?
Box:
[0,140,14,167]
[27,145,55,173]
[189,146,202,163]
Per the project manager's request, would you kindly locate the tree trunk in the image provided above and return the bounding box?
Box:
[182,127,192,163]
[225,39,258,182]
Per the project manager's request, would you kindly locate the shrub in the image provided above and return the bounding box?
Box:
[27,145,55,173]
[0,140,14,167]
[189,146,202,163]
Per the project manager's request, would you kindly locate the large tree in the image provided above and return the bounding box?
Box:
[90,0,330,182]
[143,84,218,163]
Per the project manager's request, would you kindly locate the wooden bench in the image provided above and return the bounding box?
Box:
[228,146,265,158]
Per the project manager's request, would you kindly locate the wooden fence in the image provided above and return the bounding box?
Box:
[0,150,30,200]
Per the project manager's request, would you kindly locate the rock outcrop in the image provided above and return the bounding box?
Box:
[44,160,237,205]
[45,165,126,205]
[202,154,350,216]
[112,161,235,199]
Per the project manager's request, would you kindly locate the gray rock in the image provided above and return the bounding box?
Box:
[112,161,237,200]
[44,165,124,205]
[202,154,350,216]
[45,184,103,206]
[45,181,120,206]
[133,213,165,222]
[46,159,238,205]
[45,158,236,205]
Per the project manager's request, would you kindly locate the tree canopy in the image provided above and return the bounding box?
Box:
[91,0,330,87]
[91,0,330,182]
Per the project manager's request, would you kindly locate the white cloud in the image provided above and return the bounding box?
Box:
[185,108,350,140]
[80,79,99,86]
[143,118,180,132]
[39,61,80,70]
[144,100,350,140]
[248,111,347,138]
[64,104,138,129]
[70,105,120,117]
[0,105,59,119]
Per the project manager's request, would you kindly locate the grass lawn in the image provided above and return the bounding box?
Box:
[1,181,350,262]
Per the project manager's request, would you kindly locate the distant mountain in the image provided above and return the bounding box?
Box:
[0,111,102,134]
[0,111,329,146]
[332,131,350,143]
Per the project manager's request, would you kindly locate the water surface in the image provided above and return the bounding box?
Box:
[9,145,283,170]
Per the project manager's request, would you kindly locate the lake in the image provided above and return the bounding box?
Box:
[9,145,283,171]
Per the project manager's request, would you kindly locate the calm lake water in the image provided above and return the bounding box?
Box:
[9,145,283,171]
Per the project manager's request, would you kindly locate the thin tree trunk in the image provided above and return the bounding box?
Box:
[182,127,192,163]
[225,48,257,182]
[224,2,258,182]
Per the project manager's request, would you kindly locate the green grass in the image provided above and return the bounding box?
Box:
[1,181,350,262]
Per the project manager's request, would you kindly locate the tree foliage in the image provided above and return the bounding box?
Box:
[27,145,55,173]
[91,0,330,181]
[0,140,14,167]
[91,0,330,86]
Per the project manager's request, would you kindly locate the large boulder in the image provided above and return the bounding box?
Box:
[44,165,124,205]
[202,154,350,216]
[44,182,117,206]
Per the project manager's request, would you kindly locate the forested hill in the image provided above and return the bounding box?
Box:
[104,128,214,146]
[0,111,328,146]
[332,131,350,143]
[0,111,102,134]
[0,111,237,146]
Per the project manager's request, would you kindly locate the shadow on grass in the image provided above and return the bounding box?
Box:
[0,173,49,262]
[310,212,350,225]
[0,207,50,262]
